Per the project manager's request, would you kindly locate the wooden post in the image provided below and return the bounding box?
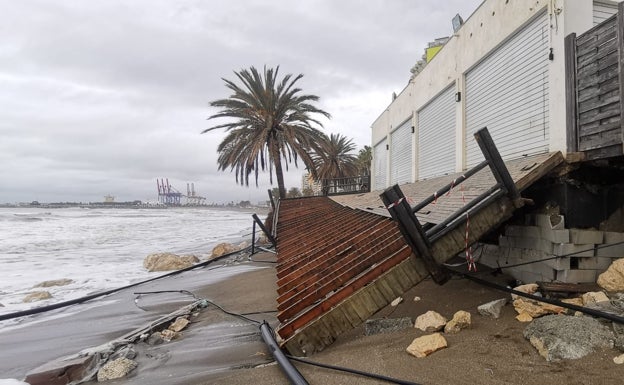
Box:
[618,2,624,154]
[564,33,579,153]
[253,213,276,246]
[474,128,521,204]
[380,185,450,284]
[267,189,275,210]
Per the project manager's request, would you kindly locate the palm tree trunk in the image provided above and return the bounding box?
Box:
[271,143,287,199]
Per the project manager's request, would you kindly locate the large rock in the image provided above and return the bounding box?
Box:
[444,310,471,334]
[364,317,413,336]
[598,259,624,292]
[511,283,539,300]
[523,315,614,361]
[406,333,447,358]
[478,298,507,319]
[23,291,52,303]
[210,243,240,258]
[168,316,190,332]
[513,298,564,318]
[96,357,137,382]
[414,311,447,332]
[143,253,199,272]
[33,279,73,288]
[582,291,610,306]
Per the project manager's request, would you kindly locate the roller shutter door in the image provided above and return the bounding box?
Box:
[390,119,413,184]
[418,84,456,179]
[593,1,618,25]
[373,138,388,190]
[465,12,549,167]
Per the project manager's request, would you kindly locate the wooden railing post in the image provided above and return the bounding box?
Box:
[618,1,624,151]
[380,185,450,284]
[474,127,521,205]
[565,32,579,153]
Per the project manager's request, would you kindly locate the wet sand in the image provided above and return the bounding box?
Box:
[219,273,624,385]
[5,253,624,384]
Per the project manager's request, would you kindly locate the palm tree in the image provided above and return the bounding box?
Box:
[203,66,330,199]
[356,145,372,175]
[313,133,359,194]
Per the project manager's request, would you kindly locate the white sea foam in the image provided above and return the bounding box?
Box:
[0,207,257,318]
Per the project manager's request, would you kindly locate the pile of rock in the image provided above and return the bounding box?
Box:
[143,253,200,272]
[406,309,472,358]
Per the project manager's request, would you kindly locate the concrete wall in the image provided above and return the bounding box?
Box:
[371,0,614,190]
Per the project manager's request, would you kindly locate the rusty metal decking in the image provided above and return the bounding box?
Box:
[275,152,564,355]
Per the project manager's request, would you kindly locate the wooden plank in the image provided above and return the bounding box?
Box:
[565,33,579,153]
[579,119,622,137]
[577,15,616,46]
[618,1,624,152]
[578,80,620,103]
[585,143,623,160]
[580,128,623,151]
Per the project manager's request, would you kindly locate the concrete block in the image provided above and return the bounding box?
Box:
[595,242,624,258]
[503,236,554,254]
[553,243,594,258]
[604,231,624,244]
[506,225,541,239]
[576,257,613,271]
[518,248,568,270]
[540,227,570,244]
[555,269,597,284]
[570,229,604,245]
[535,213,565,230]
[520,270,553,284]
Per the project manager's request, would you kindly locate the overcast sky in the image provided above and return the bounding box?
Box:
[0,0,482,204]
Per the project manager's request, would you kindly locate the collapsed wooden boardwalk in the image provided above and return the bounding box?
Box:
[275,151,564,356]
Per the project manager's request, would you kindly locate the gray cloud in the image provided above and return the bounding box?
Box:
[0,0,481,203]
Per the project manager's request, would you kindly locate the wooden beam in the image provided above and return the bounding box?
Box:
[618,1,624,155]
[565,32,579,153]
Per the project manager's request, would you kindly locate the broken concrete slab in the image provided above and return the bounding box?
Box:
[523,315,614,361]
[364,317,413,336]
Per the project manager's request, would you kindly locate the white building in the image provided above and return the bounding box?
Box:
[371,0,622,190]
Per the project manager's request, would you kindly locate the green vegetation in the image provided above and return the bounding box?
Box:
[203,66,330,199]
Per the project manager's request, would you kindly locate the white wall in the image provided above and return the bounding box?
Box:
[371,0,605,189]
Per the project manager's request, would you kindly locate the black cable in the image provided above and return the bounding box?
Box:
[286,355,422,385]
[0,247,250,321]
[446,266,624,324]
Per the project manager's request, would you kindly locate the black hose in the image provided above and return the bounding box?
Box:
[259,321,309,385]
[286,355,422,385]
[448,267,624,324]
[0,247,252,321]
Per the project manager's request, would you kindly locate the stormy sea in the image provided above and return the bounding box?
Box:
[0,206,257,320]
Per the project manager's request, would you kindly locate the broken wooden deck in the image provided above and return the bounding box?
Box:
[275,152,564,356]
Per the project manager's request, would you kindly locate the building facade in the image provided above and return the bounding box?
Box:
[371,0,621,190]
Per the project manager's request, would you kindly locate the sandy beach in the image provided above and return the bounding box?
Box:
[4,251,624,385]
[216,262,624,385]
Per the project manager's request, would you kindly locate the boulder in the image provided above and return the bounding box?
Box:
[143,253,199,272]
[391,297,403,307]
[96,357,137,382]
[511,283,539,300]
[364,317,413,336]
[582,291,610,306]
[478,298,507,319]
[168,316,190,332]
[413,296,421,302]
[210,243,240,258]
[146,332,164,346]
[414,311,447,332]
[523,315,614,361]
[160,329,178,342]
[444,310,471,334]
[406,333,447,358]
[23,291,52,303]
[516,312,534,322]
[614,354,624,365]
[598,259,624,292]
[513,298,564,318]
[33,279,73,288]
[561,298,583,307]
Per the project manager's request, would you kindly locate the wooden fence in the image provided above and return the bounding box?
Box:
[565,2,624,160]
